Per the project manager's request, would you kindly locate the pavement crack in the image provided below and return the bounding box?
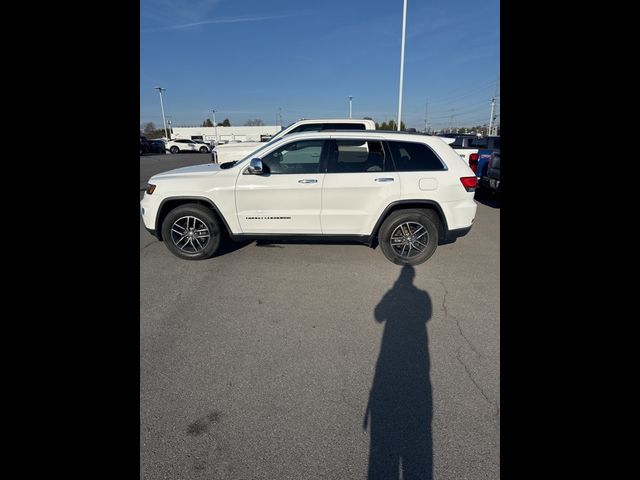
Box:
[439,280,480,357]
[456,346,499,422]
[140,241,157,253]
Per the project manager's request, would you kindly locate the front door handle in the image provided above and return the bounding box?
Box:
[298,179,318,184]
[375,177,394,182]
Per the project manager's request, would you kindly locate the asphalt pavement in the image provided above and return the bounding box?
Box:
[140,153,500,479]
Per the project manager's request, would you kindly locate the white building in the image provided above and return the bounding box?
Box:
[171,125,281,143]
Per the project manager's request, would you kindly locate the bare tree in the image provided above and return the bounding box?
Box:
[244,119,265,126]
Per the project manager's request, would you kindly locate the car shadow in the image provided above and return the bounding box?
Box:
[364,265,433,480]
[474,190,501,209]
[213,238,254,257]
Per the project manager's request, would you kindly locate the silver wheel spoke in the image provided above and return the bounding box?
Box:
[171,215,211,253]
[391,221,428,258]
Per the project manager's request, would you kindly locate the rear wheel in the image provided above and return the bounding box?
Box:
[199,146,208,153]
[378,209,439,265]
[170,146,179,154]
[161,204,221,260]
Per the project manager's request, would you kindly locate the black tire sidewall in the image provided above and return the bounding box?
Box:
[379,210,439,266]
[200,147,208,153]
[161,204,221,260]
[170,146,179,154]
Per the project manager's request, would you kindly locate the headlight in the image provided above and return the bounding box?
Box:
[146,184,156,194]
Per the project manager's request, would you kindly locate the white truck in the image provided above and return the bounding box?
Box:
[211,118,376,164]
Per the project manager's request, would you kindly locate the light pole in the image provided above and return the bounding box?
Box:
[397,0,408,131]
[211,109,218,144]
[154,86,169,139]
[348,96,353,118]
[167,119,172,139]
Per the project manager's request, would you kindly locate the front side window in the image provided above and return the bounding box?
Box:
[327,140,386,173]
[387,141,445,171]
[261,140,325,174]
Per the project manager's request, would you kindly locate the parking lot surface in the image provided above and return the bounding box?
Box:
[140,153,500,479]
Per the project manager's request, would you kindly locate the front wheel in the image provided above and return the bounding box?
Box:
[378,209,439,265]
[161,204,222,260]
[170,146,179,154]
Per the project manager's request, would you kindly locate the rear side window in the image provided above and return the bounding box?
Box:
[471,138,488,148]
[325,123,366,131]
[387,141,445,171]
[289,123,325,134]
[327,140,386,173]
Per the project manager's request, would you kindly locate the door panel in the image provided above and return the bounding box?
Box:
[321,139,400,235]
[235,139,327,234]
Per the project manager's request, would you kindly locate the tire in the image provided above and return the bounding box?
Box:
[161,204,222,260]
[378,209,439,266]
[170,146,179,154]
[199,146,208,153]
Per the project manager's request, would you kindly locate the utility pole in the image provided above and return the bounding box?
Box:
[154,86,168,139]
[489,72,500,136]
[211,109,218,144]
[278,107,282,127]
[488,97,496,136]
[449,108,454,133]
[424,99,429,133]
[348,96,353,118]
[397,0,408,131]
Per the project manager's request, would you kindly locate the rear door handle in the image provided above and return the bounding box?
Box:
[374,177,394,182]
[298,179,318,184]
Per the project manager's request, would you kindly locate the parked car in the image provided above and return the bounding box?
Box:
[141,130,477,265]
[140,136,149,155]
[479,150,500,196]
[147,139,166,154]
[165,139,210,154]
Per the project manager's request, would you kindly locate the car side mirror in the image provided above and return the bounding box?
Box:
[247,158,264,174]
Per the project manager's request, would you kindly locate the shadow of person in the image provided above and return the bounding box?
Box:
[364,265,433,480]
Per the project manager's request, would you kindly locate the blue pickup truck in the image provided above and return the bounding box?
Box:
[474,136,500,177]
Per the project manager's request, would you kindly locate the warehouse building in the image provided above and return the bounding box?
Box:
[171,125,281,144]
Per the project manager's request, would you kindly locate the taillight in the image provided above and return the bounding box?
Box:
[460,176,477,192]
[469,153,479,173]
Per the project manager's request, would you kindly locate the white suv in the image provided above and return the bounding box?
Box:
[140,130,478,265]
[165,139,210,154]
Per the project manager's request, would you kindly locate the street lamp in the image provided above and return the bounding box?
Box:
[154,86,169,139]
[211,109,218,144]
[397,0,408,131]
[348,96,353,118]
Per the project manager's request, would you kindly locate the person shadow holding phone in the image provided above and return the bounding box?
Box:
[364,265,433,480]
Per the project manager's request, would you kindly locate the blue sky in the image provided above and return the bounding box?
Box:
[140,0,499,131]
